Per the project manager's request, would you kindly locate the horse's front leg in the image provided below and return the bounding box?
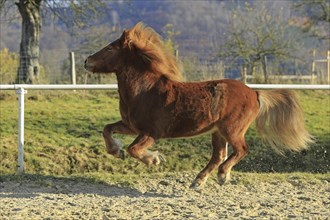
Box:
[103,121,135,159]
[128,134,165,166]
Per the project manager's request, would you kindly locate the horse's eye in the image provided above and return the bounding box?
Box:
[107,47,113,51]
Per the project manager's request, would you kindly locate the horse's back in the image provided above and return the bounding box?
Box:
[161,79,259,138]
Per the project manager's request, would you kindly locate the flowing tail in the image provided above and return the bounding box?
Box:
[255,90,314,153]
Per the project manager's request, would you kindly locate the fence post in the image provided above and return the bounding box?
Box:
[242,65,247,84]
[327,50,330,84]
[70,52,76,85]
[16,87,27,174]
[312,49,316,84]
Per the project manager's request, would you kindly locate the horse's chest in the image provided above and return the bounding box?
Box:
[119,99,155,131]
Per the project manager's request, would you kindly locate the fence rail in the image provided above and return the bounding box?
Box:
[0,83,329,174]
[0,84,118,90]
[1,83,329,90]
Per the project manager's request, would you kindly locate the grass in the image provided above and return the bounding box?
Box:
[0,89,329,182]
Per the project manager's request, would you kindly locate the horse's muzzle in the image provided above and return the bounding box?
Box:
[84,58,95,72]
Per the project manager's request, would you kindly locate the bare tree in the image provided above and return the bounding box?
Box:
[0,0,109,84]
[219,2,301,83]
[293,0,330,40]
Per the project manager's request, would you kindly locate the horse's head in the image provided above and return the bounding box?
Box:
[84,30,131,73]
[85,22,182,81]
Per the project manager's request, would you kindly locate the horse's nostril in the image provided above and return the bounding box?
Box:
[84,58,95,72]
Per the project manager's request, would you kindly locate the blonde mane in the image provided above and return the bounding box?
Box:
[127,22,183,82]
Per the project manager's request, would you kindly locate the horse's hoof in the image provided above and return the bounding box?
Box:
[142,151,166,166]
[189,182,199,189]
[150,151,165,165]
[152,153,164,165]
[218,173,231,185]
[189,179,205,189]
[218,178,227,185]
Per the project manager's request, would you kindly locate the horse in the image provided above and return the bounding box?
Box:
[84,22,313,188]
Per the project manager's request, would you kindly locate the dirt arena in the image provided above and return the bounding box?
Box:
[1,172,329,219]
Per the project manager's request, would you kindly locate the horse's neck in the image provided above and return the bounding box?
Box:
[116,70,160,101]
[116,74,134,103]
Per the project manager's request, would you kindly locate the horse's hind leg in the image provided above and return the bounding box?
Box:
[128,134,165,166]
[190,131,227,188]
[217,137,248,185]
[103,121,135,159]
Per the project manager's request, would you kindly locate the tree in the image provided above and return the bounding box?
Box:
[1,0,108,84]
[293,0,329,40]
[219,2,301,83]
[0,0,5,12]
[15,0,41,84]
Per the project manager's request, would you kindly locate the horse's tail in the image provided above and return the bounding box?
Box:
[255,89,313,153]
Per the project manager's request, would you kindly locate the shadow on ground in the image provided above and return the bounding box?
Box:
[0,174,174,199]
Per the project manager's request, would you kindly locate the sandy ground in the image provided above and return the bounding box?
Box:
[0,172,329,220]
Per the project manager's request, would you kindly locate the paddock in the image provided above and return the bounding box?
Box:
[0,83,329,174]
[0,84,329,219]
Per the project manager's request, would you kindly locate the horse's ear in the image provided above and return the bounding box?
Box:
[120,30,132,49]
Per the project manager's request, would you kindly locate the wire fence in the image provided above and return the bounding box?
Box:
[1,49,330,85]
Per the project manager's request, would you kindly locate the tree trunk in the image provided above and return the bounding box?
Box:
[246,61,255,77]
[261,55,268,83]
[16,0,42,84]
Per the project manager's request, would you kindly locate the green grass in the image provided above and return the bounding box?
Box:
[0,90,329,179]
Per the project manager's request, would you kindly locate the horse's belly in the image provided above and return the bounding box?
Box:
[165,113,217,138]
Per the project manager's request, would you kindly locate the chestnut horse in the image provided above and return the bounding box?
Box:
[85,22,313,188]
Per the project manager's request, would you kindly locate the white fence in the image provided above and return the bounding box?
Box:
[0,83,329,174]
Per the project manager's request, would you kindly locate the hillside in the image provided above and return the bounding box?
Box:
[0,0,329,83]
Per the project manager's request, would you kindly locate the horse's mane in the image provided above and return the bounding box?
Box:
[127,22,183,82]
